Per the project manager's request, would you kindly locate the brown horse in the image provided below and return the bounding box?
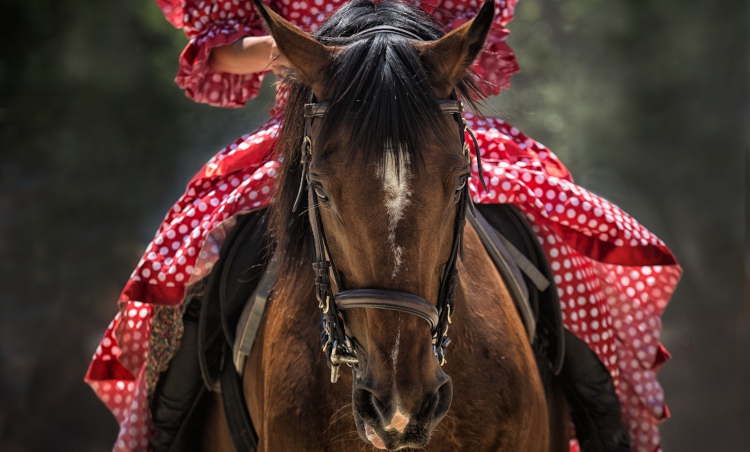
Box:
[202,0,567,450]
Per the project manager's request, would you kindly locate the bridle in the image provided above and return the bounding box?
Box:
[291,26,488,384]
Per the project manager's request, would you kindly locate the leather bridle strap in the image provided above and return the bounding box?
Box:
[336,289,440,331]
[349,25,424,41]
[303,99,463,118]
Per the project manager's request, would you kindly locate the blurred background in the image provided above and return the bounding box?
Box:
[0,0,746,450]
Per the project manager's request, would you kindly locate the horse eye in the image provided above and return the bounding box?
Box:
[314,184,329,201]
[456,175,467,191]
[453,175,467,202]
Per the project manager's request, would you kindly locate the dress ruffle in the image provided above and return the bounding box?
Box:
[463,112,680,452]
[158,0,267,107]
[154,0,184,28]
[118,117,281,306]
[447,17,520,95]
[428,0,520,95]
[160,0,522,104]
[176,23,267,107]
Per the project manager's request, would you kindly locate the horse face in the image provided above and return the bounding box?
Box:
[253,0,495,448]
[307,122,465,448]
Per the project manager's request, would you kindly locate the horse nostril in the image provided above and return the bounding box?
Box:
[370,392,386,415]
[418,378,453,423]
[353,387,383,422]
[419,390,439,418]
[433,378,453,421]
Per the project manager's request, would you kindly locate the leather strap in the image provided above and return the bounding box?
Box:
[304,99,462,118]
[304,102,329,118]
[494,232,550,292]
[233,256,280,373]
[349,24,424,41]
[221,344,258,452]
[438,99,463,115]
[335,289,439,330]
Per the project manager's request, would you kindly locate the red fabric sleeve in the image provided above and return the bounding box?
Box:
[154,0,185,28]
[155,0,268,107]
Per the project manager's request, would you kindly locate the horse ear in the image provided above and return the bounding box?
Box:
[416,0,495,98]
[251,0,337,97]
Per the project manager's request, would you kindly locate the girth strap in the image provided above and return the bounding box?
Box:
[233,256,280,373]
[335,289,439,330]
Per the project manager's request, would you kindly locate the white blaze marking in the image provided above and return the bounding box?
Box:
[380,155,412,435]
[388,322,408,433]
[381,152,411,278]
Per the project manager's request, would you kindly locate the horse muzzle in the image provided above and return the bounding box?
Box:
[352,376,453,450]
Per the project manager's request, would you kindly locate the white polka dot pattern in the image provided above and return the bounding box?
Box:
[168,0,271,106]
[125,119,281,304]
[165,0,520,106]
[87,303,153,451]
[87,118,282,452]
[86,2,680,452]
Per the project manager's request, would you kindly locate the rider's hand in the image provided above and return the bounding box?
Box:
[269,39,291,82]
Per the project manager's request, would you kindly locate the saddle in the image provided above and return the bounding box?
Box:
[150,205,629,452]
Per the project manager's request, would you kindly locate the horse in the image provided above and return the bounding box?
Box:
[201,0,568,450]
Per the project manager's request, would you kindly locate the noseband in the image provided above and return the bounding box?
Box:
[293,95,486,383]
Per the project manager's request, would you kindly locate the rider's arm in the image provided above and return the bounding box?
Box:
[210,36,289,79]
[209,36,275,74]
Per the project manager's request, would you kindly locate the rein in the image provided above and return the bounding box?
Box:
[293,96,487,383]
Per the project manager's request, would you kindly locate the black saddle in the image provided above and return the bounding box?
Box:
[150,205,629,452]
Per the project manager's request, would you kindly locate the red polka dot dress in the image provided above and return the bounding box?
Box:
[85,1,681,451]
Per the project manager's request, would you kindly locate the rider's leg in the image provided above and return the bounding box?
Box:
[150,299,204,452]
[561,329,631,452]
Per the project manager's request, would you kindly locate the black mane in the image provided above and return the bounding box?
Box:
[270,0,488,292]
[313,0,447,171]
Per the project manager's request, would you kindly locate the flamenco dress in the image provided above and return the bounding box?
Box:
[84,1,682,451]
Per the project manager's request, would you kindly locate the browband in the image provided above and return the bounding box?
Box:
[304,99,463,118]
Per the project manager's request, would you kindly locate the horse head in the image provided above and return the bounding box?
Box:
[259,0,495,449]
